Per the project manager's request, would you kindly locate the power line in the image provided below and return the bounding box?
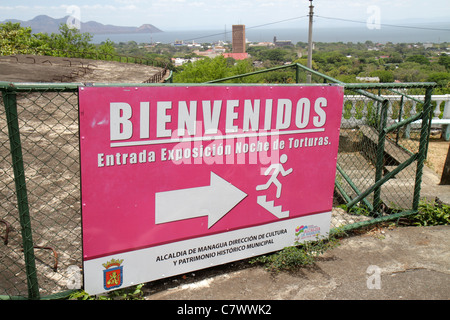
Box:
[180,14,449,43]
[182,16,308,42]
[246,16,308,31]
[316,15,450,32]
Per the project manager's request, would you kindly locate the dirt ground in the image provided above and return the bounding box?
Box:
[0,54,167,83]
[426,138,449,178]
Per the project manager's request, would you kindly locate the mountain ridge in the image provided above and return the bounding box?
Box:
[0,15,163,34]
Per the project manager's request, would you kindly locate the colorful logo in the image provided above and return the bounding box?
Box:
[103,258,124,290]
[294,225,320,244]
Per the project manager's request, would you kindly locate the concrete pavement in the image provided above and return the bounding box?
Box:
[143,224,449,300]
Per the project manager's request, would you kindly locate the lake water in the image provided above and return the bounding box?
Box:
[92,26,450,45]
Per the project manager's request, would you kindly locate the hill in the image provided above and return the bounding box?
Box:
[0,15,163,34]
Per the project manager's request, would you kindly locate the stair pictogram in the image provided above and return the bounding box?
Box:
[257,195,289,219]
[256,154,292,219]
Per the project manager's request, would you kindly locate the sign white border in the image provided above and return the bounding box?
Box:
[84,211,330,295]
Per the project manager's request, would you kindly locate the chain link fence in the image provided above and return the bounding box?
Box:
[334,85,434,230]
[1,84,81,299]
[0,67,436,299]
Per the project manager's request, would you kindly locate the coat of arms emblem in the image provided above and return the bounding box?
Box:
[102,258,124,290]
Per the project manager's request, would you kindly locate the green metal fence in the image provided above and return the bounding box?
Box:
[0,83,81,300]
[0,64,436,300]
[208,63,436,230]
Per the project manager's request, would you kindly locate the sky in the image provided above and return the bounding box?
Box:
[1,0,449,31]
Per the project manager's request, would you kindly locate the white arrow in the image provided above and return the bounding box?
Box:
[155,172,247,228]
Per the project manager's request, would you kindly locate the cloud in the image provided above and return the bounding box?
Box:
[80,4,117,11]
[188,2,205,8]
[114,0,146,3]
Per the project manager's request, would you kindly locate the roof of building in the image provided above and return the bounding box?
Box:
[222,52,249,60]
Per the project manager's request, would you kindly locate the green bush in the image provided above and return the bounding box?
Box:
[411,200,450,226]
[68,283,145,300]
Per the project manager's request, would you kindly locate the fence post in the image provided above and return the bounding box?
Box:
[413,86,434,211]
[2,89,40,300]
[395,95,404,144]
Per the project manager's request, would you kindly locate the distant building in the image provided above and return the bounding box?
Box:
[213,45,226,53]
[273,36,293,47]
[173,40,201,48]
[171,57,202,66]
[232,25,246,53]
[193,49,220,58]
[356,77,380,83]
[249,42,274,47]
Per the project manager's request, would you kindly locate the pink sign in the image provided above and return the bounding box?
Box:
[79,85,344,261]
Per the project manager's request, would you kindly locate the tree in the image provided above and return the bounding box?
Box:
[173,56,230,83]
[47,23,95,54]
[394,62,429,82]
[229,59,257,83]
[97,39,116,58]
[405,54,430,65]
[427,72,450,87]
[370,69,394,82]
[293,58,318,70]
[438,54,450,70]
[0,22,46,55]
[262,48,287,62]
[386,52,403,64]
[173,55,265,83]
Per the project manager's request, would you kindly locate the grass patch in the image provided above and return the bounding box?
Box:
[249,229,345,272]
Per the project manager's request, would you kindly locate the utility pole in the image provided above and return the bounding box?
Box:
[307,0,314,83]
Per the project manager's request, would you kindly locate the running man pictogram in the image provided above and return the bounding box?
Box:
[256,154,293,198]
